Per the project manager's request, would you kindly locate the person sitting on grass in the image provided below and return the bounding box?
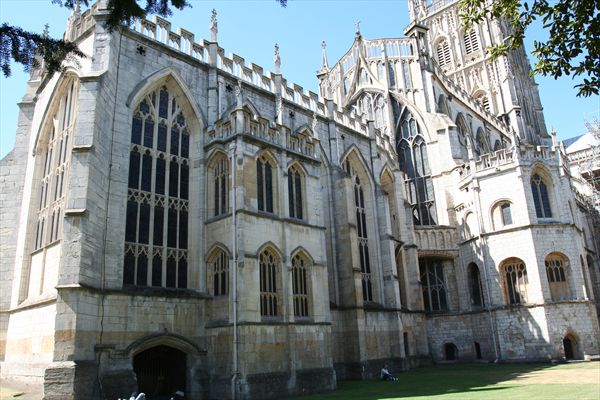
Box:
[380,364,398,381]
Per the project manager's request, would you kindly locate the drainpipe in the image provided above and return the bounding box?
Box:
[229,141,238,399]
[472,178,500,361]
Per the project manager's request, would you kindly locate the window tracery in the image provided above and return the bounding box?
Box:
[257,154,274,213]
[396,111,437,225]
[292,252,310,317]
[288,164,304,220]
[502,258,528,305]
[546,253,571,301]
[531,173,552,218]
[420,259,448,311]
[123,86,190,289]
[209,247,229,296]
[260,248,280,317]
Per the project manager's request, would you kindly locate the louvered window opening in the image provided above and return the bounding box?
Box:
[436,41,451,67]
[464,29,480,55]
[123,86,190,289]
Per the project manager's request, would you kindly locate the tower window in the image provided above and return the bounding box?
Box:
[260,248,280,317]
[288,164,304,220]
[420,258,448,312]
[257,155,274,213]
[502,258,528,305]
[531,173,552,218]
[464,29,480,55]
[292,253,310,317]
[436,40,452,68]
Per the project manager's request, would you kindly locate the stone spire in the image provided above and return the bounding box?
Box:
[274,43,281,74]
[43,23,50,38]
[210,8,218,42]
[355,20,361,38]
[319,41,329,73]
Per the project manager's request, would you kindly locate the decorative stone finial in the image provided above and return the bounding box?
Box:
[210,9,218,41]
[320,40,329,72]
[43,23,50,38]
[274,43,281,74]
[74,0,81,15]
[355,20,361,36]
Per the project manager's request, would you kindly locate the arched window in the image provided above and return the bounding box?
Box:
[437,94,449,115]
[463,212,478,238]
[209,247,229,296]
[545,253,571,301]
[493,140,502,151]
[396,111,437,226]
[501,258,528,305]
[531,173,552,218]
[455,115,469,159]
[463,29,480,54]
[374,95,387,130]
[436,40,452,68]
[475,128,490,156]
[209,152,228,217]
[468,263,484,308]
[259,248,280,317]
[27,77,78,300]
[288,164,304,220]
[292,252,310,318]
[124,86,190,289]
[344,159,373,302]
[34,78,78,251]
[257,154,274,213]
[491,201,513,229]
[475,93,491,112]
[420,258,447,311]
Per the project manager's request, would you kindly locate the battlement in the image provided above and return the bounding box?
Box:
[65,1,374,138]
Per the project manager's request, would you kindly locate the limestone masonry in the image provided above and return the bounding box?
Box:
[1,1,599,399]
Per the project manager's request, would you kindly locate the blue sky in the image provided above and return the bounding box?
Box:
[1,0,598,159]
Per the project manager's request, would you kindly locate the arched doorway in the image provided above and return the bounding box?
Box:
[444,343,458,361]
[133,345,187,399]
[563,336,577,360]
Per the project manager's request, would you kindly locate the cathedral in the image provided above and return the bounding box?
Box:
[1,0,599,399]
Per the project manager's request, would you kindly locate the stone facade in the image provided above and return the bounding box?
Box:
[1,1,599,399]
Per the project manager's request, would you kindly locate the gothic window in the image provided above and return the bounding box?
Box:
[292,252,310,318]
[493,140,502,151]
[124,86,190,289]
[259,248,280,317]
[463,29,480,54]
[209,247,229,296]
[456,115,469,159]
[396,111,437,226]
[420,258,448,311]
[374,95,387,130]
[502,258,528,305]
[288,164,304,220]
[492,201,513,229]
[210,152,228,217]
[257,154,274,213]
[436,40,452,68]
[344,160,373,302]
[437,94,449,115]
[531,173,552,218]
[546,253,571,301]
[402,62,412,89]
[475,128,490,156]
[476,93,491,112]
[34,78,77,251]
[468,263,484,308]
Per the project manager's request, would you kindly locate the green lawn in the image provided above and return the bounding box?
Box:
[298,362,600,400]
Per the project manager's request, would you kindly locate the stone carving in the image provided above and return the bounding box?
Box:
[210,9,218,41]
[274,43,281,73]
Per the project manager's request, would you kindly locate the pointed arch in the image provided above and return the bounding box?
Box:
[290,246,316,264]
[205,242,231,260]
[126,332,204,357]
[293,123,314,138]
[258,243,282,317]
[32,70,81,156]
[530,163,554,219]
[379,164,395,184]
[206,148,229,168]
[340,145,374,186]
[126,67,206,130]
[256,241,283,260]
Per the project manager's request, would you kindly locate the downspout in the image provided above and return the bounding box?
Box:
[472,178,500,361]
[229,141,238,400]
